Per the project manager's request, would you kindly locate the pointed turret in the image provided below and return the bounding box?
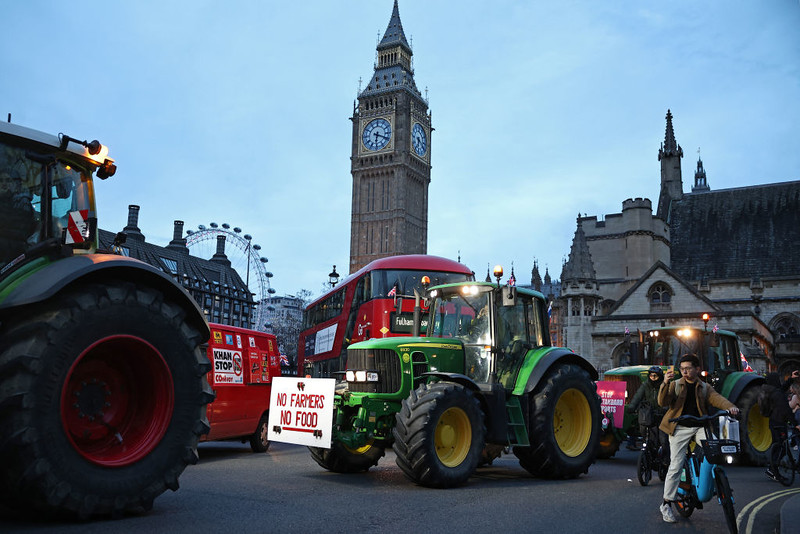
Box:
[561,218,597,286]
[360,0,421,99]
[656,109,684,221]
[692,154,710,192]
[531,260,542,291]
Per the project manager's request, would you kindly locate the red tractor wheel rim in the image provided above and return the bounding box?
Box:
[60,335,174,467]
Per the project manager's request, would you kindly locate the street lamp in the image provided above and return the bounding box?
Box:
[702,313,710,332]
[328,265,340,288]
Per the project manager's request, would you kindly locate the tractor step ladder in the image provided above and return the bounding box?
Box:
[506,396,529,446]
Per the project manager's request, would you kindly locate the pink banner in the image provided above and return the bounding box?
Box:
[597,381,627,429]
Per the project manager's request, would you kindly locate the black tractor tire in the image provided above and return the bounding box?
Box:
[308,441,385,473]
[249,414,271,453]
[737,385,770,466]
[392,381,485,488]
[513,363,601,479]
[0,280,213,518]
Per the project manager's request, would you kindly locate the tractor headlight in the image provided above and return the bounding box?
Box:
[346,370,379,382]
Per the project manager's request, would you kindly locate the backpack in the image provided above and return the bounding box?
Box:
[758,384,775,417]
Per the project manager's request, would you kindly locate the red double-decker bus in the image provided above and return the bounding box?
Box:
[298,255,474,377]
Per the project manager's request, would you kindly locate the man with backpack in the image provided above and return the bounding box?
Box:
[657,354,739,523]
[763,370,800,482]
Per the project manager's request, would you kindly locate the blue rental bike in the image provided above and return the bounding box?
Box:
[670,410,739,534]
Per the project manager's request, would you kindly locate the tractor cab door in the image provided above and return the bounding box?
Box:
[496,295,544,390]
[708,334,740,391]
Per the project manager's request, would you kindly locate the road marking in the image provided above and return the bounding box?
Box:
[738,487,800,534]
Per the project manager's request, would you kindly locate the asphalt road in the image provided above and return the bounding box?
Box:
[3,442,798,533]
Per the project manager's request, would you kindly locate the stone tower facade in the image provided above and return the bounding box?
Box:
[349,1,431,273]
[558,219,602,359]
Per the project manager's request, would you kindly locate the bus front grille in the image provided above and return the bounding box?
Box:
[347,348,401,394]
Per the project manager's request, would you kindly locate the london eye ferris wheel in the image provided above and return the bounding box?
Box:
[185,222,274,331]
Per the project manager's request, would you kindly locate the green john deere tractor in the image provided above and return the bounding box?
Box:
[600,324,768,465]
[309,277,601,487]
[0,120,213,517]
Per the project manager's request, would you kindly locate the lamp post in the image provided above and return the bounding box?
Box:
[328,265,340,288]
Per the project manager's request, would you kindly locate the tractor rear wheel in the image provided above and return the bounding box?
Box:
[0,281,212,517]
[393,382,485,488]
[514,363,600,478]
[738,385,770,466]
[308,440,385,473]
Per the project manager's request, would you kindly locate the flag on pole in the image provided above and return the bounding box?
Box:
[280,354,289,366]
[740,353,753,372]
[547,301,552,318]
[388,285,397,297]
[508,273,516,286]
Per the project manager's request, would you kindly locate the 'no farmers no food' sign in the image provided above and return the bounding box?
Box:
[268,377,335,448]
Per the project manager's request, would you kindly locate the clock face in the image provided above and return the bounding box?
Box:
[362,118,392,151]
[412,123,427,156]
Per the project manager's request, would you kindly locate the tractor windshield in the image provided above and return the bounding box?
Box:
[428,285,493,381]
[645,329,741,376]
[0,140,93,271]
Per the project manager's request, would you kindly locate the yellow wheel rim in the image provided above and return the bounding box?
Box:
[435,407,472,467]
[747,404,771,452]
[554,388,592,457]
[344,440,374,455]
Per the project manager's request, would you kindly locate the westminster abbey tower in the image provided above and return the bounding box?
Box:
[349,1,431,273]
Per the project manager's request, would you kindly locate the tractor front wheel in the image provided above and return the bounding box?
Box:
[308,441,385,473]
[393,382,485,488]
[514,363,600,478]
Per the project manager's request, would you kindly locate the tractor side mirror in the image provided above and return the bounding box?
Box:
[501,286,517,306]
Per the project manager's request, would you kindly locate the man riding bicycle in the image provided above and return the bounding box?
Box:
[657,354,739,523]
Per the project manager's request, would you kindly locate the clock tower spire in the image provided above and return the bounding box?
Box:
[349,0,432,273]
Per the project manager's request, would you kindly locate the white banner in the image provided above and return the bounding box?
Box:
[268,377,335,448]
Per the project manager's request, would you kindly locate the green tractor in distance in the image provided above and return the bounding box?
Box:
[600,320,768,465]
[309,272,602,487]
[0,120,213,517]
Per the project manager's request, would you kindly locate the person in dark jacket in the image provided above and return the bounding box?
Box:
[627,366,669,458]
[765,370,800,482]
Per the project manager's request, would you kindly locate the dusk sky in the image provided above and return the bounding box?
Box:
[3,1,798,300]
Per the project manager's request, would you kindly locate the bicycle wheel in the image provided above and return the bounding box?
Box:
[658,447,669,481]
[776,440,796,486]
[714,466,738,534]
[637,450,652,486]
[675,459,695,518]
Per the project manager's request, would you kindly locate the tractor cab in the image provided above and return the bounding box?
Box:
[426,281,548,390]
[0,121,116,276]
[641,326,742,391]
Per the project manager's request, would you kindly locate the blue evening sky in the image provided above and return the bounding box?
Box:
[2,1,798,298]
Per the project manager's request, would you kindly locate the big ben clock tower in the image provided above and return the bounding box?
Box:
[349,0,432,273]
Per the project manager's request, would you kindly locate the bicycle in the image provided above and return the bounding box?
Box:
[773,425,798,486]
[671,410,739,534]
[637,408,669,486]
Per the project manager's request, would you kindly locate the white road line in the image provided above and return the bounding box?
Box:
[738,487,800,534]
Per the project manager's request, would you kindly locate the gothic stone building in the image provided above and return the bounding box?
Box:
[99,205,257,330]
[349,1,431,273]
[555,110,800,375]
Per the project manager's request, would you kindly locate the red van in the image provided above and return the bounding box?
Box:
[201,323,281,451]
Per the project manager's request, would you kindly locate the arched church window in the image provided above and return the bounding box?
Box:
[648,283,673,308]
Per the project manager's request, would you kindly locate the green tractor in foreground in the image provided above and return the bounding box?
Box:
[600,323,767,465]
[0,120,212,517]
[309,276,601,487]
